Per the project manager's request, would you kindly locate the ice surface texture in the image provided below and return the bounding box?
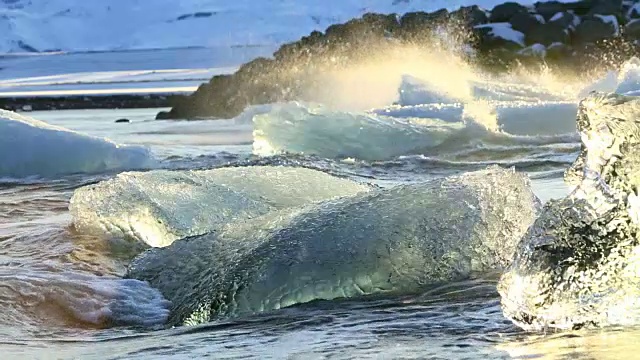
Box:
[126,166,540,327]
[70,166,371,248]
[251,101,579,161]
[0,109,155,179]
[499,92,640,331]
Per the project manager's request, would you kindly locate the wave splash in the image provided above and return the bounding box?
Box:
[0,267,170,330]
[249,57,640,163]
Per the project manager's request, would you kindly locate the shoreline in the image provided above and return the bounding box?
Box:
[0,93,188,112]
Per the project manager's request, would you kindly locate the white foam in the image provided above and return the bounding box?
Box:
[0,109,156,179]
[615,58,640,95]
[248,48,636,161]
[518,44,546,57]
[0,269,170,327]
[70,166,370,247]
[579,58,640,97]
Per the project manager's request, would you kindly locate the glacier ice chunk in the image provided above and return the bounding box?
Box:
[0,109,155,179]
[70,166,371,248]
[127,165,540,326]
[252,102,466,161]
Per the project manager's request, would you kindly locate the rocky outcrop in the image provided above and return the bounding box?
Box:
[489,2,528,22]
[0,94,185,112]
[573,16,619,45]
[161,0,640,120]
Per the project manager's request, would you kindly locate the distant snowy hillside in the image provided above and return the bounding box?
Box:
[0,0,569,54]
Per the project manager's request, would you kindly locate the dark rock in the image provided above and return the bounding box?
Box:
[625,18,640,39]
[571,36,640,70]
[0,94,178,112]
[548,11,580,29]
[169,14,403,120]
[323,12,400,48]
[588,3,625,28]
[563,0,599,16]
[449,5,489,27]
[545,42,572,61]
[176,12,214,21]
[17,40,37,52]
[156,111,171,120]
[572,17,618,45]
[509,12,544,34]
[629,4,640,19]
[488,2,528,22]
[525,22,569,45]
[534,1,568,20]
[399,9,448,34]
[474,24,525,52]
[194,12,214,18]
[236,57,276,77]
[115,118,130,123]
[587,0,623,17]
[155,1,639,120]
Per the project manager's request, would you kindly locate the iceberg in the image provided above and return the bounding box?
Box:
[252,102,468,161]
[0,109,155,179]
[127,166,541,326]
[251,101,578,161]
[70,166,371,247]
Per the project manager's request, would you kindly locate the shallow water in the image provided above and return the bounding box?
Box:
[7,102,640,360]
[0,106,565,359]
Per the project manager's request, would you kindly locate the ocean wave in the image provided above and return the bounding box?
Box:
[0,109,157,179]
[248,58,640,163]
[0,268,170,329]
[70,166,370,248]
[579,57,640,97]
[397,74,571,106]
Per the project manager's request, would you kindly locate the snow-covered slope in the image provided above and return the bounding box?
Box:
[0,0,569,54]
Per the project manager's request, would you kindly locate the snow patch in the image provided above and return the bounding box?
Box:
[594,14,620,35]
[628,3,640,19]
[550,12,564,22]
[474,23,525,47]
